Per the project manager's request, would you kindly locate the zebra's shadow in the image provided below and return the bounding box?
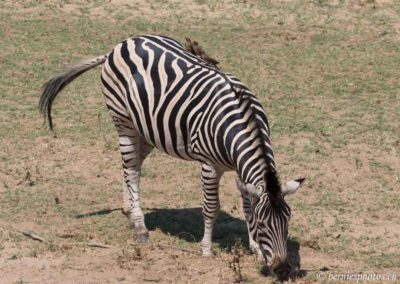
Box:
[145,207,248,250]
[144,207,302,274]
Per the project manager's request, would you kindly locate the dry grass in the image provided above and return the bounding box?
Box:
[0,0,399,283]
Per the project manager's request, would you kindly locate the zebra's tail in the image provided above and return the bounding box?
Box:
[39,54,109,130]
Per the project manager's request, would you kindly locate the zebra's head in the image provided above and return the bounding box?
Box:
[237,173,304,279]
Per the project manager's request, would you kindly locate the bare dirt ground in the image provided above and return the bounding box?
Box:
[0,0,399,283]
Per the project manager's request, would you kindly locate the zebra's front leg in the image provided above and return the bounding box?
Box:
[200,164,222,256]
[118,128,153,242]
[242,195,262,257]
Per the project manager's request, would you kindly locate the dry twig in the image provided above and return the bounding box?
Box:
[87,241,112,248]
[21,231,47,243]
[228,241,247,283]
[143,278,161,282]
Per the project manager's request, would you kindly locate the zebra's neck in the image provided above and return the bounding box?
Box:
[219,84,276,186]
[231,116,271,186]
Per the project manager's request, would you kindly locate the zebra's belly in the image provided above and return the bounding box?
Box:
[131,111,234,172]
[130,109,198,161]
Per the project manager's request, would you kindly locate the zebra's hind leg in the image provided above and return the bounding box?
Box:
[242,195,262,257]
[115,119,153,242]
[200,164,222,256]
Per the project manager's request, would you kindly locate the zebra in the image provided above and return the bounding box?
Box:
[39,35,304,279]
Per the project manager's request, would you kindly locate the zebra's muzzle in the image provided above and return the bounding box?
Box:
[271,260,292,281]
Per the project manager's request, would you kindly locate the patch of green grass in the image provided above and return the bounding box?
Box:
[367,252,400,269]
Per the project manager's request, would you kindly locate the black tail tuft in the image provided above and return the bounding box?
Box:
[39,73,73,130]
[39,55,108,130]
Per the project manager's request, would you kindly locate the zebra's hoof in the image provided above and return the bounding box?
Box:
[137,232,149,243]
[201,245,213,256]
[202,250,212,257]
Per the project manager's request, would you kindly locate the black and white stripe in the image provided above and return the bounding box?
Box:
[39,35,303,278]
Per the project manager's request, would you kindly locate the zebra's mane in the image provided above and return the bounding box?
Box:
[245,95,282,198]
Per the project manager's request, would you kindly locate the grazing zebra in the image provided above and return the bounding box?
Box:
[39,35,304,278]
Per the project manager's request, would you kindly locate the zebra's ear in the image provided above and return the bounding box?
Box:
[236,179,262,199]
[281,178,305,196]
